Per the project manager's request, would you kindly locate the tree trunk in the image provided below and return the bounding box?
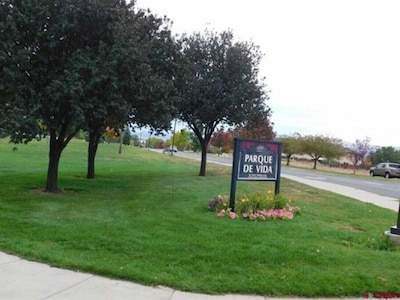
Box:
[313,158,317,169]
[286,154,291,166]
[87,131,101,179]
[45,135,63,192]
[199,142,208,176]
[118,129,123,154]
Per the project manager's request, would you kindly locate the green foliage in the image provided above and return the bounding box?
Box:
[189,131,201,152]
[232,190,300,220]
[122,128,131,146]
[167,128,191,150]
[131,134,140,147]
[207,194,229,211]
[301,135,345,169]
[371,146,400,165]
[1,0,180,188]
[176,29,271,175]
[277,135,304,165]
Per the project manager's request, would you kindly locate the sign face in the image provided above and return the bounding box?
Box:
[229,138,282,211]
[236,140,280,181]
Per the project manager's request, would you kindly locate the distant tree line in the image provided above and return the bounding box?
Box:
[143,128,399,173]
[276,135,400,172]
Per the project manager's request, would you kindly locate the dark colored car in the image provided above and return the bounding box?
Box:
[369,162,400,179]
[163,146,178,153]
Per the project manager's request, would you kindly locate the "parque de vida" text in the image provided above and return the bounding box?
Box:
[242,154,274,173]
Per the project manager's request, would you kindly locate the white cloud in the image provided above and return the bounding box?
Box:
[136,0,400,147]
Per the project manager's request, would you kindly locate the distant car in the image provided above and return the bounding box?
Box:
[369,162,400,179]
[163,146,178,153]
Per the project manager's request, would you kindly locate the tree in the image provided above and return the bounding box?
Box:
[84,7,179,178]
[278,134,304,166]
[236,110,275,141]
[1,0,103,192]
[69,1,133,178]
[347,137,371,174]
[122,128,131,146]
[189,131,201,152]
[176,29,270,176]
[146,137,164,149]
[167,129,191,150]
[301,135,345,169]
[370,146,400,165]
[125,9,179,135]
[210,127,235,154]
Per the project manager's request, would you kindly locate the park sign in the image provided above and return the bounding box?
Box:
[229,138,282,211]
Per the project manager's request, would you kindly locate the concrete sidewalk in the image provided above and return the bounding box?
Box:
[0,251,361,300]
[0,174,396,300]
[0,251,269,300]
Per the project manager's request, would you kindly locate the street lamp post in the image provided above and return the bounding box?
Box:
[171,119,177,156]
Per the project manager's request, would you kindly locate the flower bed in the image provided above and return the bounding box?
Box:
[208,190,300,221]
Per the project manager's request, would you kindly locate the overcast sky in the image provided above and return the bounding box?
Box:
[135,0,400,147]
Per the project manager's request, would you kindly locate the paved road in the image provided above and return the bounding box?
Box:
[163,150,400,200]
[282,167,400,199]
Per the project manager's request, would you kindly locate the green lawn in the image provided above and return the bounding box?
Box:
[0,138,399,297]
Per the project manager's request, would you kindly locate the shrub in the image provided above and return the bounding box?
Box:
[208,190,300,221]
[207,195,229,212]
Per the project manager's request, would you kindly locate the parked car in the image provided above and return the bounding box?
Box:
[369,162,400,179]
[163,146,178,153]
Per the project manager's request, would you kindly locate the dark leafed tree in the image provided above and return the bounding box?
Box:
[1,0,88,192]
[126,9,179,134]
[68,4,178,179]
[175,29,270,176]
[66,1,132,179]
[0,0,132,191]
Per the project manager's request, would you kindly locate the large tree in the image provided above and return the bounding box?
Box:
[1,0,91,191]
[64,1,132,179]
[70,5,178,179]
[125,8,179,142]
[176,30,271,176]
[0,0,132,191]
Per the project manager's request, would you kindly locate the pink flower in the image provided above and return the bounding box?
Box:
[266,209,273,217]
[217,209,226,217]
[229,211,237,219]
[285,211,294,219]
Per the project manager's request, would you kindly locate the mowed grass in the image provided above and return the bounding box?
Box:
[0,138,399,297]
